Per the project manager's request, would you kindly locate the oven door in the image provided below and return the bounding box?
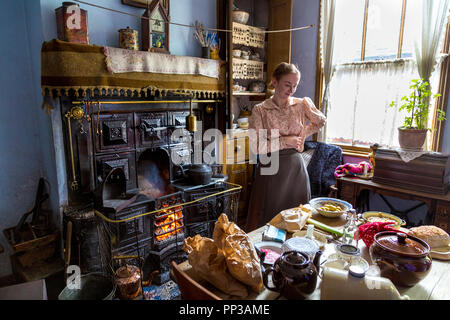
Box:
[135,112,168,148]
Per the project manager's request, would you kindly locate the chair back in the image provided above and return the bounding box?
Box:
[170,261,222,300]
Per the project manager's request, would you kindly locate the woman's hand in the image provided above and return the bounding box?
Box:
[283,135,304,150]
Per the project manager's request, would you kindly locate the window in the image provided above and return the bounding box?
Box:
[323,0,449,151]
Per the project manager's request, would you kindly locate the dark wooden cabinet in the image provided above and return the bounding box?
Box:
[95,151,137,191]
[135,112,168,148]
[337,176,450,233]
[95,113,135,153]
[216,0,293,226]
[61,98,215,205]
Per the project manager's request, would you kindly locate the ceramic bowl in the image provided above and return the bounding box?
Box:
[237,117,248,129]
[232,49,242,58]
[249,81,265,93]
[370,231,432,287]
[233,10,250,24]
[254,241,283,265]
[309,197,352,218]
[362,211,406,228]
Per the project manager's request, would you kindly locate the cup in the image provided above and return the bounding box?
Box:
[237,118,248,129]
[201,46,210,59]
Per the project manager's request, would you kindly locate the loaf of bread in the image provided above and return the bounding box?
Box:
[408,225,450,249]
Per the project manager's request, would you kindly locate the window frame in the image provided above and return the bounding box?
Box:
[315,1,449,155]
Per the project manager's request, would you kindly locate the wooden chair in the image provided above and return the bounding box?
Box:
[170,261,222,300]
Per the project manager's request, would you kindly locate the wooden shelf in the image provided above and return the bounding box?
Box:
[233,91,265,96]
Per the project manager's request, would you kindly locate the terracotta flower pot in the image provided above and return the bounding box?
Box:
[398,127,427,150]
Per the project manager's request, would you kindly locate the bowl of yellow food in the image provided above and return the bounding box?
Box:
[362,211,405,228]
[309,197,352,218]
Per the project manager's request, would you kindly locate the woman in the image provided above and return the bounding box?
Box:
[245,62,326,232]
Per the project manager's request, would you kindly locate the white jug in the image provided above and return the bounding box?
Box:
[320,266,410,300]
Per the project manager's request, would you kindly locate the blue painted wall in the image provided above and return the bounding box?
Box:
[442,98,450,154]
[291,0,319,100]
[0,0,46,276]
[40,0,216,57]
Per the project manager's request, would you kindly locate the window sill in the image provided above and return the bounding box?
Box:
[331,144,371,158]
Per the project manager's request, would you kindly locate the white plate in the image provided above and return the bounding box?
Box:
[254,241,283,265]
[291,230,327,249]
[324,253,370,273]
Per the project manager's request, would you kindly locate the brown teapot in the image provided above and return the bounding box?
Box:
[263,250,322,299]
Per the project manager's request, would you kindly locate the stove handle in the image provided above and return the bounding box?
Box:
[139,122,167,135]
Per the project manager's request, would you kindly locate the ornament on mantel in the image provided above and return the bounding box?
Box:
[141,0,170,54]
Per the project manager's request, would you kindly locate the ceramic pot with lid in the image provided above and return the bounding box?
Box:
[369,231,432,287]
[263,250,322,299]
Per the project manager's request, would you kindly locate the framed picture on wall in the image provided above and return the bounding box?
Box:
[122,0,169,14]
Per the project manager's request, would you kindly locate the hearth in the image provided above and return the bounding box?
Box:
[94,161,239,286]
[58,94,238,288]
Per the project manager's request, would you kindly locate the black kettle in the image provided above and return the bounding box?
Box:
[180,164,213,185]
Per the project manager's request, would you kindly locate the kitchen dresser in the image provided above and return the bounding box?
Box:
[217,0,294,227]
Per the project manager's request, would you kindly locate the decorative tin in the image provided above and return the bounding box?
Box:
[119,27,139,51]
[55,2,89,44]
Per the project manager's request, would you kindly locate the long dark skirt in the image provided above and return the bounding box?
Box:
[245,148,311,232]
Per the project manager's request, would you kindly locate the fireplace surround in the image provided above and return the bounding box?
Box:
[59,92,239,286]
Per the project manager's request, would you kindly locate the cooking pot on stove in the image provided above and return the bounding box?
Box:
[179,164,212,185]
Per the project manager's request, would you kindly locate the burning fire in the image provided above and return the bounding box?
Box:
[155,205,183,242]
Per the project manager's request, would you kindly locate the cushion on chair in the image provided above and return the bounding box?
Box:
[303,142,343,198]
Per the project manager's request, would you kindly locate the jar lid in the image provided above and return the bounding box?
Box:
[374,231,430,257]
[282,237,319,257]
[337,243,361,256]
[348,265,366,278]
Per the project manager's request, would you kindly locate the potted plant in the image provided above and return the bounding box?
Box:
[390,78,445,150]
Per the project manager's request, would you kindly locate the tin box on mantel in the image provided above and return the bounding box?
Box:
[55,2,89,44]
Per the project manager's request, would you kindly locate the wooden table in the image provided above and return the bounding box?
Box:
[336,176,450,233]
[178,212,450,300]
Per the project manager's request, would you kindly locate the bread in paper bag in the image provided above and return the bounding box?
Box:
[213,214,263,293]
[269,205,312,232]
[183,234,248,298]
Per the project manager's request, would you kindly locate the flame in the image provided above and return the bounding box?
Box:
[155,207,183,241]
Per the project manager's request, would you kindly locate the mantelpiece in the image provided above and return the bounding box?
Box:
[41,39,226,99]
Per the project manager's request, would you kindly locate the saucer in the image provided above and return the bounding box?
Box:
[324,253,370,273]
[291,230,327,249]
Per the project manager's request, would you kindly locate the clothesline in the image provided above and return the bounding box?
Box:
[73,0,314,34]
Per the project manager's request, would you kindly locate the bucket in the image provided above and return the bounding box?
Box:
[58,272,116,300]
